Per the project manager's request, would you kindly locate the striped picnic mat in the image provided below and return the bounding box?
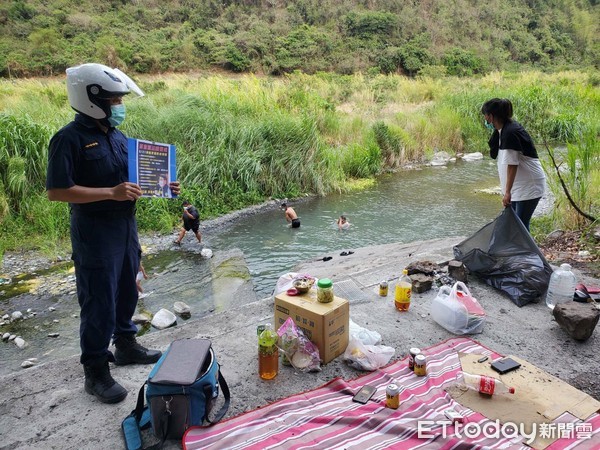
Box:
[183,337,600,449]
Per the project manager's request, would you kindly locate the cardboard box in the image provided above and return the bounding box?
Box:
[274,291,349,364]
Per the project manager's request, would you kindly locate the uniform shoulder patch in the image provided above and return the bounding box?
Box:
[84,142,99,148]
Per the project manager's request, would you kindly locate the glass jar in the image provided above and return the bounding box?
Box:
[317,278,334,303]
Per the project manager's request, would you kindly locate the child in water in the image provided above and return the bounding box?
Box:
[136,262,148,295]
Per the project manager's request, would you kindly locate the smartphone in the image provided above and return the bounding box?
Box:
[352,385,377,404]
[491,357,521,375]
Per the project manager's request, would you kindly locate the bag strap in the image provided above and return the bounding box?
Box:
[122,383,163,450]
[205,370,231,424]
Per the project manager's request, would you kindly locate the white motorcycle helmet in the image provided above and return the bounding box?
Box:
[66,63,144,120]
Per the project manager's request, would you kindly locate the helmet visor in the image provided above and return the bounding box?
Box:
[113,68,145,97]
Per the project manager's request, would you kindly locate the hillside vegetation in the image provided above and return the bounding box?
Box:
[1,0,599,77]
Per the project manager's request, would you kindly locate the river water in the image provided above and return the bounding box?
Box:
[205,159,501,298]
[0,159,502,374]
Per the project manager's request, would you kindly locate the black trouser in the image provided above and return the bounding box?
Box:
[71,210,140,365]
[511,197,541,231]
[291,218,301,228]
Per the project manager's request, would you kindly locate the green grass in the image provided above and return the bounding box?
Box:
[0,71,598,256]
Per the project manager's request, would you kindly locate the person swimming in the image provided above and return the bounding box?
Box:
[337,215,350,230]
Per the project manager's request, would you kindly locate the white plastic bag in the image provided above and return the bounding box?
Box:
[430,281,485,335]
[343,337,395,371]
[349,319,381,346]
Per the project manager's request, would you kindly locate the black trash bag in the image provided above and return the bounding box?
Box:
[453,207,552,307]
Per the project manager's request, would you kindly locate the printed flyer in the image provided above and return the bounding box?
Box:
[128,138,177,198]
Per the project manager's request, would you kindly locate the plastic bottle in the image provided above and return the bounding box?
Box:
[460,372,515,395]
[394,269,412,311]
[258,324,278,380]
[545,263,577,310]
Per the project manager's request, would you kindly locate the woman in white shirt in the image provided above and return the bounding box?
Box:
[481,98,546,231]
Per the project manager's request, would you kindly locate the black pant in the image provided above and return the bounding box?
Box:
[71,211,140,365]
[511,197,541,231]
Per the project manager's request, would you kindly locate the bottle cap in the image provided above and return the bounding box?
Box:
[415,354,426,364]
[560,263,572,270]
[317,278,333,288]
[402,269,408,275]
[258,329,277,346]
[509,387,516,394]
[409,347,421,356]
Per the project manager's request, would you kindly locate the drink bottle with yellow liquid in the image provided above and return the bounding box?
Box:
[394,269,412,311]
[258,324,279,380]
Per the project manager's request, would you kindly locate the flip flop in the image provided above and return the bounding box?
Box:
[340,252,348,256]
[322,256,333,262]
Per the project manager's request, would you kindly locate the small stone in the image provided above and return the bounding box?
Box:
[132,313,152,325]
[173,301,191,318]
[2,332,10,341]
[578,250,590,257]
[72,314,79,318]
[9,334,16,341]
[151,308,177,330]
[547,230,565,240]
[21,360,35,368]
[447,260,468,283]
[26,358,38,362]
[410,274,433,293]
[11,311,23,321]
[14,337,27,348]
[2,314,9,321]
[53,319,59,323]
[26,308,33,313]
[47,333,60,338]
[68,291,75,295]
[49,307,56,312]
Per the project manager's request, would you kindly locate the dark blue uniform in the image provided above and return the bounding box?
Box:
[46,114,140,365]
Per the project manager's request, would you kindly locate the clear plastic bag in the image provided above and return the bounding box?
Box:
[430,281,485,335]
[343,337,395,371]
[276,317,321,372]
[349,319,381,346]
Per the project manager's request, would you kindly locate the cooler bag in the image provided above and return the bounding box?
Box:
[122,338,230,450]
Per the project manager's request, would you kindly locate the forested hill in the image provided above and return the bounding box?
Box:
[1,0,598,77]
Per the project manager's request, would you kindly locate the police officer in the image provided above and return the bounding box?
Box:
[46,63,180,404]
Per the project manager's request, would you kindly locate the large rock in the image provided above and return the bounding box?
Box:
[553,302,600,341]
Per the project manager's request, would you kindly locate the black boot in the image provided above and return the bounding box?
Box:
[114,334,162,366]
[83,358,127,404]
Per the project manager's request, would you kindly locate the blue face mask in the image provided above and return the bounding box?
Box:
[108,104,126,127]
[484,120,495,131]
